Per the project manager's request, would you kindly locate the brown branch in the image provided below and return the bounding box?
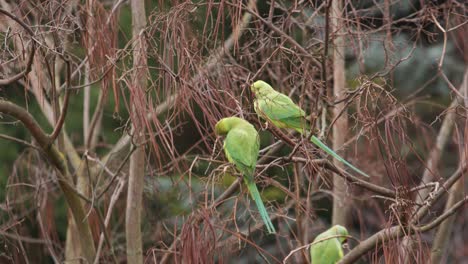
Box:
[0,100,96,262]
[233,2,322,68]
[0,133,41,150]
[321,0,332,94]
[67,64,115,91]
[292,162,307,263]
[339,192,468,264]
[337,164,466,263]
[213,225,282,263]
[212,177,243,208]
[430,69,468,263]
[49,59,71,141]
[414,163,467,222]
[0,229,54,245]
[412,70,467,220]
[0,101,50,148]
[0,8,34,35]
[291,157,395,198]
[338,226,403,264]
[86,89,105,149]
[420,195,468,233]
[431,13,447,69]
[0,8,36,86]
[439,70,466,99]
[29,83,82,171]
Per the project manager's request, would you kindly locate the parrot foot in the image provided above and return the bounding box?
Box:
[222,164,231,173]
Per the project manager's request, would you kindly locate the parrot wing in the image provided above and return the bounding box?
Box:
[223,125,259,174]
[255,91,308,130]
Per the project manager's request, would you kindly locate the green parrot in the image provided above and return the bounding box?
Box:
[215,117,276,234]
[310,225,349,264]
[250,80,369,178]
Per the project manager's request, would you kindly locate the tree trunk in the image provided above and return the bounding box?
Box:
[430,69,468,263]
[126,0,147,263]
[402,70,465,263]
[331,0,350,226]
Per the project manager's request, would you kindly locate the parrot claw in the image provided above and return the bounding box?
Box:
[222,164,230,173]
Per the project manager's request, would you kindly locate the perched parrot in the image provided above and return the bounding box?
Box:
[250,80,369,178]
[214,117,276,234]
[310,225,349,264]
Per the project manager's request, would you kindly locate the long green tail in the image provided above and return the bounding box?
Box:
[245,179,276,234]
[308,134,370,178]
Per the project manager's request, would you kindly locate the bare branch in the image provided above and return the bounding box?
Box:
[234,2,322,68]
[0,100,96,262]
[49,58,72,141]
[0,133,41,150]
[338,226,403,264]
[0,8,36,86]
[412,69,467,221]
[291,157,395,198]
[421,195,468,233]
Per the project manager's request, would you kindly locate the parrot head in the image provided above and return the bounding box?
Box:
[215,117,245,136]
[250,80,274,96]
[330,225,349,243]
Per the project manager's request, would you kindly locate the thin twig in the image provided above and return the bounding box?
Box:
[232,2,321,68]
[0,8,36,86]
[291,157,395,198]
[0,134,41,150]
